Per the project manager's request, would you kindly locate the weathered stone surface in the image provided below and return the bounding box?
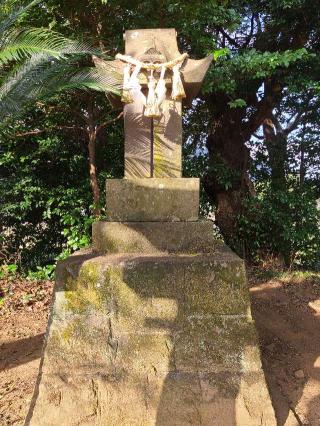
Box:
[153,98,182,178]
[105,178,199,221]
[124,96,182,178]
[124,95,152,178]
[92,220,218,253]
[28,247,276,425]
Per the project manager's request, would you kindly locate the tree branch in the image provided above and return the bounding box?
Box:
[15,125,86,137]
[96,111,123,135]
[15,129,46,137]
[255,14,262,33]
[218,27,240,48]
[270,112,284,134]
[244,79,283,138]
[243,13,256,48]
[284,111,304,134]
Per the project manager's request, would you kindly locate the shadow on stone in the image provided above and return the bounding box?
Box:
[27,247,275,425]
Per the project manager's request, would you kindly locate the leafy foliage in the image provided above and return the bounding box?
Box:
[0,85,123,273]
[238,182,320,268]
[1,0,320,274]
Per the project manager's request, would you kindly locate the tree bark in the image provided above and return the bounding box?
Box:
[205,106,252,248]
[263,118,287,191]
[88,131,101,217]
[300,143,306,186]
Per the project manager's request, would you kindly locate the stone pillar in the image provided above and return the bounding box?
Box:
[124,96,182,179]
[153,98,182,178]
[27,27,276,426]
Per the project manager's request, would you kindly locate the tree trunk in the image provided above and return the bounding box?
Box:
[263,119,287,191]
[204,81,282,250]
[266,135,287,191]
[205,115,251,250]
[299,127,306,186]
[88,132,101,217]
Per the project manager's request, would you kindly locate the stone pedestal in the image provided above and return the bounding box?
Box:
[28,178,276,425]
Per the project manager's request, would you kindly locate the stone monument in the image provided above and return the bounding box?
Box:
[27,29,276,425]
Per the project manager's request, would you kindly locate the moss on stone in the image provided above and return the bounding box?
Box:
[65,263,108,314]
[61,321,76,342]
[56,252,253,375]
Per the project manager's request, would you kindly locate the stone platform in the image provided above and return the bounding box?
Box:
[28,245,276,425]
[27,173,276,424]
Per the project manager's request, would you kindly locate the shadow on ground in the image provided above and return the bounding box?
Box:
[249,271,320,425]
[0,333,45,372]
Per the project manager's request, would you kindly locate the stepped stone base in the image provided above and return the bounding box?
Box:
[106,178,200,221]
[92,220,218,254]
[28,246,276,425]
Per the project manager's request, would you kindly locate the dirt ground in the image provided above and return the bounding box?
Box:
[249,267,320,425]
[0,277,53,426]
[0,268,320,425]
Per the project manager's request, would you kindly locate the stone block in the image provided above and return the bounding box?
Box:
[92,220,217,254]
[28,248,276,425]
[105,177,199,221]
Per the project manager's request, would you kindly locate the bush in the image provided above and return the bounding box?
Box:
[0,131,92,271]
[238,182,320,268]
[0,96,123,274]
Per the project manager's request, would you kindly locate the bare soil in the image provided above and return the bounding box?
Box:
[249,268,320,425]
[0,268,319,425]
[0,277,53,425]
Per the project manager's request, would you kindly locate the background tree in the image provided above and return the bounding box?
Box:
[1,0,319,273]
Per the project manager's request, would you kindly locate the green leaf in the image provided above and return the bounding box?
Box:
[228,98,247,109]
[213,47,230,61]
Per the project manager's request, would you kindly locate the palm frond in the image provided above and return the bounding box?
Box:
[56,68,122,93]
[0,28,99,66]
[0,0,41,36]
[0,1,121,125]
[0,53,47,118]
[0,55,122,122]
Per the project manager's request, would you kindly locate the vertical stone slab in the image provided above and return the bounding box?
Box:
[124,93,182,178]
[153,98,182,177]
[124,90,152,178]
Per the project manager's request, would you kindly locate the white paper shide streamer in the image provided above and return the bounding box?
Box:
[117,53,187,118]
[171,63,186,101]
